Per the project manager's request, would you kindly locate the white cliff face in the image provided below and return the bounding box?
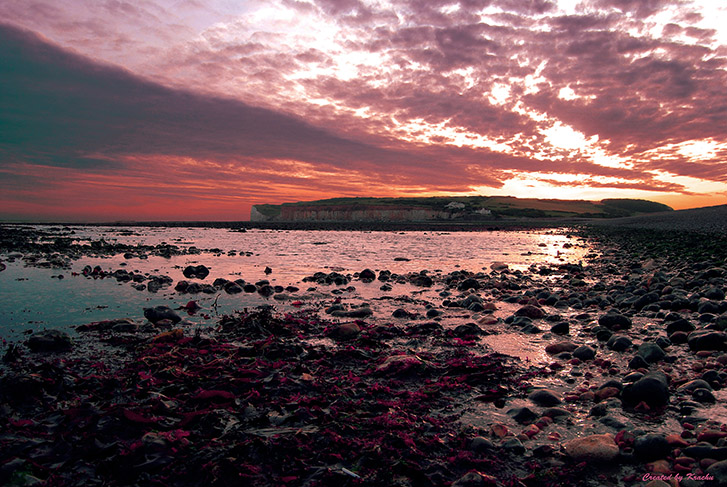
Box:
[250,206,272,221]
[251,203,489,221]
[279,205,453,221]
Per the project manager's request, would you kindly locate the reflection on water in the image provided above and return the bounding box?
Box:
[0,226,591,339]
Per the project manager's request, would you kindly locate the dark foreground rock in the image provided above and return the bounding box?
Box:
[25,329,72,352]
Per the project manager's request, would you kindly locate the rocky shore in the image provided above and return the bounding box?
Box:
[2,223,727,486]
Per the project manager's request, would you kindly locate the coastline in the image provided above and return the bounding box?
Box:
[1,221,727,486]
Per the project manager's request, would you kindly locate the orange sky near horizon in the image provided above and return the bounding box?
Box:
[1,0,726,221]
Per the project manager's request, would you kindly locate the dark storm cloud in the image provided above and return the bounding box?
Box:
[0,24,411,171]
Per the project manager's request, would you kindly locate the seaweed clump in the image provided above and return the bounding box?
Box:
[0,307,543,486]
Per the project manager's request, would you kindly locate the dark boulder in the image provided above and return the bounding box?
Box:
[634,433,671,461]
[636,342,666,363]
[516,305,546,319]
[26,329,72,352]
[598,312,632,330]
[182,265,209,279]
[143,306,182,325]
[607,335,632,352]
[688,330,727,351]
[359,269,376,281]
[621,372,669,408]
[573,345,596,361]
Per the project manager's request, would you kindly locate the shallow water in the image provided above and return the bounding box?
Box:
[0,226,591,340]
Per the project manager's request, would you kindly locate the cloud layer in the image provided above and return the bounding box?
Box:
[1,0,727,220]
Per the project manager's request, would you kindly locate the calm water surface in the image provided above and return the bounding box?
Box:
[0,226,592,340]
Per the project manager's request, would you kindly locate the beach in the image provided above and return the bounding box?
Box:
[1,217,727,486]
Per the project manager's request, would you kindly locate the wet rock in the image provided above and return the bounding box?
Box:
[143,306,182,325]
[359,268,376,281]
[598,312,632,330]
[407,321,443,335]
[508,406,538,424]
[331,322,361,340]
[563,433,619,462]
[683,445,727,460]
[698,301,721,314]
[705,287,726,300]
[637,342,666,363]
[678,379,712,392]
[550,322,569,335]
[458,278,481,291]
[545,341,578,355]
[688,330,727,351]
[667,318,696,335]
[453,323,482,337]
[516,305,546,319]
[490,262,509,272]
[501,437,525,454]
[470,436,495,452]
[573,345,596,361]
[392,308,410,318]
[607,335,632,352]
[258,285,275,297]
[224,282,243,294]
[693,388,716,403]
[520,323,541,334]
[410,274,433,287]
[599,416,626,430]
[26,329,72,352]
[243,284,257,293]
[182,264,209,279]
[451,471,494,487]
[330,306,373,318]
[706,460,727,486]
[634,433,671,461]
[622,372,669,408]
[628,355,650,369]
[426,309,443,318]
[528,389,561,407]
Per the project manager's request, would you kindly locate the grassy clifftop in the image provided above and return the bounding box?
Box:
[251,196,673,221]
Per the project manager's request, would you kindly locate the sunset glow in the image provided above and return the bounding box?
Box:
[1,0,726,220]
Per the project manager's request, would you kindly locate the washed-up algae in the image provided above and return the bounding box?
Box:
[1,307,580,487]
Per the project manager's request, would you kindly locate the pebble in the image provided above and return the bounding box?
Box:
[688,330,727,351]
[562,433,619,462]
[470,436,495,452]
[634,433,671,461]
[621,372,670,408]
[515,305,546,319]
[332,322,361,340]
[573,345,596,361]
[607,335,633,351]
[545,341,578,355]
[550,322,569,335]
[637,342,666,363]
[706,460,727,485]
[508,406,538,424]
[598,312,632,330]
[527,389,562,407]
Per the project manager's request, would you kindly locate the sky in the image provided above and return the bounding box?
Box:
[1,0,726,221]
